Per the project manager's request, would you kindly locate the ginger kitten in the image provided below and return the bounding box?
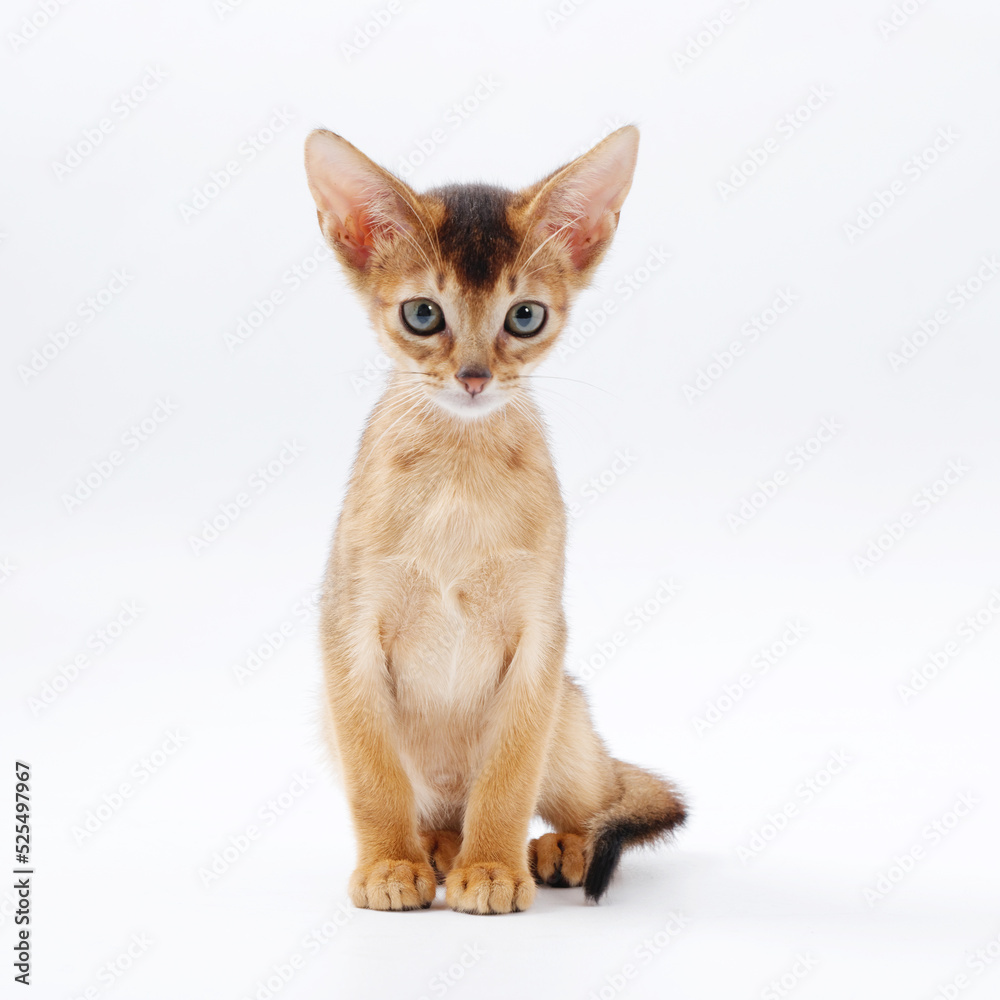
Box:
[304,124,686,914]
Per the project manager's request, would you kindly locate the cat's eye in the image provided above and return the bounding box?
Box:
[504,301,547,338]
[401,299,446,335]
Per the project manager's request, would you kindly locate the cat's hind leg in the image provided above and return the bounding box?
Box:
[537,676,687,901]
[528,831,588,887]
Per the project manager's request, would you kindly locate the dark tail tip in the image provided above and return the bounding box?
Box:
[584,824,632,902]
[584,804,688,903]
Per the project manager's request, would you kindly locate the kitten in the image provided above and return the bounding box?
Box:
[304,125,686,914]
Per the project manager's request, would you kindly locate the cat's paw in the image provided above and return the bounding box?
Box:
[445,863,535,914]
[529,832,588,887]
[420,830,462,884]
[349,859,436,911]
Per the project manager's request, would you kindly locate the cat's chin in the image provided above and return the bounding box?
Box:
[432,389,509,421]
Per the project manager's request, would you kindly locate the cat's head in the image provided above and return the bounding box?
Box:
[304,125,639,419]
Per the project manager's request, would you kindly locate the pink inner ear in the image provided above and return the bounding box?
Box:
[537,152,635,270]
[547,219,604,270]
[316,175,387,269]
[333,211,379,269]
[538,192,615,270]
[306,133,414,270]
[567,201,613,267]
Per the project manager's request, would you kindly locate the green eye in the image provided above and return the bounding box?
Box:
[401,299,445,335]
[505,301,546,337]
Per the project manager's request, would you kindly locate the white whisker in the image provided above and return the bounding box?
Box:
[386,181,444,274]
[517,214,583,275]
[515,374,619,398]
[353,387,432,480]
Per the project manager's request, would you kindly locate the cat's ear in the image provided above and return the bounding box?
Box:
[304,129,422,272]
[526,125,639,272]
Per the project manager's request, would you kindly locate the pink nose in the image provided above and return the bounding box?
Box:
[456,367,491,397]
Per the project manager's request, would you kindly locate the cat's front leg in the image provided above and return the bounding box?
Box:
[324,630,436,911]
[446,625,564,915]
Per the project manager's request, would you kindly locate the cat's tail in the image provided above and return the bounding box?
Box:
[584,760,687,902]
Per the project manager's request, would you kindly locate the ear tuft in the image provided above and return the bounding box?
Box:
[304,129,421,272]
[528,125,640,272]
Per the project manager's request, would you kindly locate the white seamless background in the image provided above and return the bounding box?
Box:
[3,1,999,998]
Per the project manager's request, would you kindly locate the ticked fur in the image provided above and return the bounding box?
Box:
[306,125,685,913]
